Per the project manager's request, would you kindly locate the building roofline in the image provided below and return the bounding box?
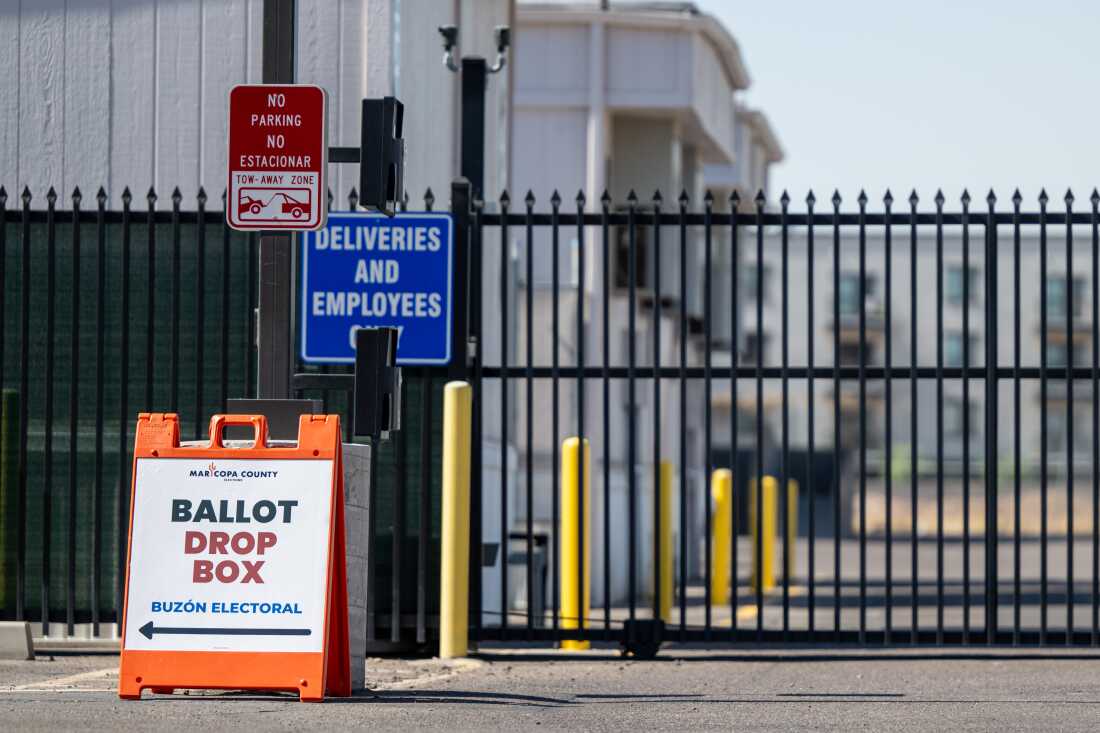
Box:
[518,2,752,90]
[742,107,784,163]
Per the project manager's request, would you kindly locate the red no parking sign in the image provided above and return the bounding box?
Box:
[227,84,328,231]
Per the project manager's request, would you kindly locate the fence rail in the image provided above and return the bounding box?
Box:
[458,183,1100,648]
[0,185,260,637]
[0,184,444,648]
[2,181,1100,652]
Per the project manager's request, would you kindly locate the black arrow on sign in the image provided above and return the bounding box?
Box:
[138,621,311,639]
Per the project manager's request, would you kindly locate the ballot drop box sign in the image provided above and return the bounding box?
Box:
[124,458,333,652]
[118,413,350,701]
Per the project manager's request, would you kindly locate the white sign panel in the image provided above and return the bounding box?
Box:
[123,458,335,653]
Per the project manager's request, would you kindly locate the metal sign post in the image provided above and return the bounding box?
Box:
[258,0,297,399]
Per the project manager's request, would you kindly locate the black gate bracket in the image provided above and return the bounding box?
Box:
[329,146,360,163]
[620,619,664,659]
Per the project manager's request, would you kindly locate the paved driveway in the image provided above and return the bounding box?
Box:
[4,648,1100,731]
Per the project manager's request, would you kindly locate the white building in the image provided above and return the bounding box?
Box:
[508,1,783,608]
[0,0,518,626]
[0,0,787,619]
[734,219,1095,538]
[0,0,512,206]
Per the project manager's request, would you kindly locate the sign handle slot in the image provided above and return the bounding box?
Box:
[208,414,269,449]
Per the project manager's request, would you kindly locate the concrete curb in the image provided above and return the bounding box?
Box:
[0,622,33,660]
[32,638,119,654]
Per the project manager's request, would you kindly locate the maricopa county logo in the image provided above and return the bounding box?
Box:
[188,463,280,481]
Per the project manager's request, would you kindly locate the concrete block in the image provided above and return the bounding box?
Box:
[342,442,372,509]
[351,658,366,692]
[342,442,371,691]
[347,605,367,691]
[344,505,368,555]
[0,621,33,660]
[346,555,369,608]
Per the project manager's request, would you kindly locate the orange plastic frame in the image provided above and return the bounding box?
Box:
[117,413,350,702]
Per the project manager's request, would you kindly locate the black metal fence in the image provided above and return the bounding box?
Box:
[457,182,1100,648]
[0,185,258,636]
[0,185,441,644]
[3,180,1100,651]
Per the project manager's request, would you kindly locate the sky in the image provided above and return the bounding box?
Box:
[695,0,1100,209]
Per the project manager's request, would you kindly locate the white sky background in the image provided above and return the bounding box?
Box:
[694,0,1100,209]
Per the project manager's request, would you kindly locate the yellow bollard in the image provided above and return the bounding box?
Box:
[658,460,673,622]
[784,479,799,583]
[439,382,473,659]
[709,469,733,606]
[750,476,777,593]
[560,437,591,651]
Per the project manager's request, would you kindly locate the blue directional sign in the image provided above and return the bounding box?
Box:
[300,212,453,365]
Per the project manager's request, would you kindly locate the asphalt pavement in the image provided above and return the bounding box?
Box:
[4,647,1100,731]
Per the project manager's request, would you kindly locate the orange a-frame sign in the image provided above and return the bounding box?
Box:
[118,413,350,702]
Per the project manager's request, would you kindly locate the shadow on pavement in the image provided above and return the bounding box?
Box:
[475,650,1100,664]
[137,687,1100,707]
[142,689,571,707]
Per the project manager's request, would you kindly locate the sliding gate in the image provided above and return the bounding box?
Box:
[2,181,1098,651]
[459,182,1100,649]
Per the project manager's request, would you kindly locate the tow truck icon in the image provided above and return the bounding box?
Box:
[237,192,311,219]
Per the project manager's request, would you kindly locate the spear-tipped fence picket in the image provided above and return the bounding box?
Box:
[0,185,432,640]
[2,182,1100,650]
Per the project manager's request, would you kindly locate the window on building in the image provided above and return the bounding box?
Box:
[1041,404,1092,456]
[1046,338,1087,367]
[946,265,981,306]
[742,332,768,363]
[945,400,980,439]
[945,331,979,368]
[835,402,883,449]
[1074,407,1093,454]
[739,263,770,301]
[1047,407,1067,454]
[839,409,861,449]
[837,272,876,317]
[1047,275,1086,319]
[838,341,875,366]
[1048,342,1066,367]
[613,207,650,290]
